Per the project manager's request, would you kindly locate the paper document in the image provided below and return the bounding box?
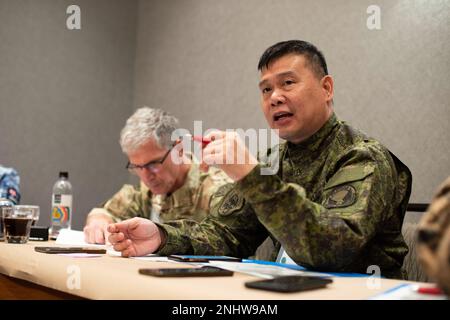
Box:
[56,229,107,248]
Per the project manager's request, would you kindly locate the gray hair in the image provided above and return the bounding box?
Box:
[119,107,179,154]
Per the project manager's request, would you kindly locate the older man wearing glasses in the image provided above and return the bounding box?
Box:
[83,107,231,244]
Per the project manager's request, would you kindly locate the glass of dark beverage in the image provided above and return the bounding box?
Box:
[1,206,35,243]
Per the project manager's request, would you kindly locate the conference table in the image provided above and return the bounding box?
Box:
[0,240,427,300]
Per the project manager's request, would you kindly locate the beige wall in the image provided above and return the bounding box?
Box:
[0,0,138,229]
[134,0,450,206]
[1,0,449,229]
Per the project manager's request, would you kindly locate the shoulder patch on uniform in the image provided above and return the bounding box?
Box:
[324,185,357,209]
[218,188,245,216]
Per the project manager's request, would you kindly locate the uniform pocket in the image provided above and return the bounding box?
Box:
[322,165,375,210]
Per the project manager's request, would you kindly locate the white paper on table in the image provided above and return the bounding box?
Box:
[54,230,177,260]
[107,249,123,257]
[106,249,172,262]
[133,255,172,262]
[55,229,105,247]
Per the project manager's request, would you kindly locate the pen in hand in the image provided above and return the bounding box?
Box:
[192,135,211,147]
[182,134,212,172]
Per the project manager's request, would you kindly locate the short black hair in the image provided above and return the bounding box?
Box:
[258,40,329,79]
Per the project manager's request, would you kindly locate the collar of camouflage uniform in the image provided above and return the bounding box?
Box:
[286,112,339,156]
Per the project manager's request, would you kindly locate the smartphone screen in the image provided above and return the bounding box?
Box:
[138,266,234,277]
[34,246,107,254]
[168,255,242,262]
[245,275,332,292]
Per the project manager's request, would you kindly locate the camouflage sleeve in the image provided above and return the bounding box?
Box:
[235,143,397,271]
[157,143,398,268]
[100,182,151,222]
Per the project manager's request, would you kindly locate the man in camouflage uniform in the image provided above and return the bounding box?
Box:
[108,40,412,279]
[83,107,231,244]
[417,176,450,295]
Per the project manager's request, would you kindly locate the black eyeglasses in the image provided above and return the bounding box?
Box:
[126,145,174,174]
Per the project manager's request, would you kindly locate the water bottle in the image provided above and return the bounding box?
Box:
[49,171,73,239]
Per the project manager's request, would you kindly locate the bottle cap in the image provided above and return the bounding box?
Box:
[59,171,69,179]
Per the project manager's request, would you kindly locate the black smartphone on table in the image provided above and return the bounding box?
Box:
[168,255,242,262]
[34,246,107,254]
[138,266,234,277]
[245,275,333,293]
